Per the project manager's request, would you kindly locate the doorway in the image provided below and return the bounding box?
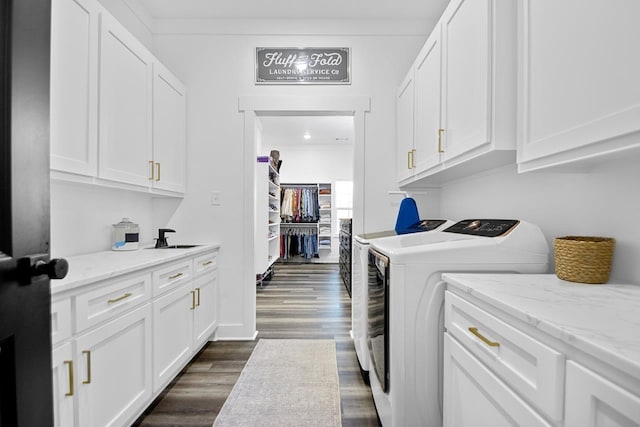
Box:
[238,95,370,338]
[259,113,354,264]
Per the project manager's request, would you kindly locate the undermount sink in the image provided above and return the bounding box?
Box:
[147,244,202,249]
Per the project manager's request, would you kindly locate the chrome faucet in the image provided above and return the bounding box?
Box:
[155,228,175,248]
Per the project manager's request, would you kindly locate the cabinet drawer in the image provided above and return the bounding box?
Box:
[76,272,152,333]
[152,259,193,296]
[51,297,72,345]
[445,291,564,422]
[194,251,218,276]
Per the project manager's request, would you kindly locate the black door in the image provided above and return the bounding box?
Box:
[0,1,66,425]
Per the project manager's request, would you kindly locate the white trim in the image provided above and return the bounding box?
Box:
[240,95,370,339]
[153,18,436,37]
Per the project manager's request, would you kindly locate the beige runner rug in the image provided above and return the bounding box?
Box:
[213,339,342,427]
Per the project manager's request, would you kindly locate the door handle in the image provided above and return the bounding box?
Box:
[155,162,161,182]
[149,160,154,180]
[64,360,74,396]
[17,255,68,285]
[82,350,92,384]
[438,128,445,153]
[195,287,201,307]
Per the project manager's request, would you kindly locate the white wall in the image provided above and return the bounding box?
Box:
[262,143,354,263]
[439,154,640,284]
[147,30,426,338]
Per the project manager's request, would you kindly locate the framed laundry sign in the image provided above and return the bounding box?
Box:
[255,47,350,85]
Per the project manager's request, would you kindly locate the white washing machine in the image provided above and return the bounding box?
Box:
[351,219,453,379]
[366,219,549,427]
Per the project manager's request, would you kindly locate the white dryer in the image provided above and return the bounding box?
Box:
[351,219,453,379]
[367,219,549,427]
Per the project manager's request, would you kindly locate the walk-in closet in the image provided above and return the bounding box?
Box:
[254,114,354,291]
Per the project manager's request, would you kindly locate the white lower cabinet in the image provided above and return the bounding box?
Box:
[76,304,152,427]
[52,247,220,427]
[565,361,640,427]
[443,333,552,427]
[52,342,75,427]
[153,282,194,392]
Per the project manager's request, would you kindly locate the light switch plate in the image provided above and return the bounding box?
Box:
[211,191,221,206]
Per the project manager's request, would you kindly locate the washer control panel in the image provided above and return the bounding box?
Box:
[443,219,520,237]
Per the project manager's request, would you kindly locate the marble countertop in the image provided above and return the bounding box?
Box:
[52,243,220,295]
[443,273,640,381]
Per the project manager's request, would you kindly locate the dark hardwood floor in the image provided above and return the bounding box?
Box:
[133,263,380,426]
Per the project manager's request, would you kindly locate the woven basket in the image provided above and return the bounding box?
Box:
[553,236,615,284]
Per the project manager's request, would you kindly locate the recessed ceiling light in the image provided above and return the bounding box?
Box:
[303,132,311,140]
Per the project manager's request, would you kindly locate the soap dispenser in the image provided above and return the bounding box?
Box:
[112,218,140,251]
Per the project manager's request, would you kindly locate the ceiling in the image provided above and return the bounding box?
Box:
[127,0,449,21]
[260,115,354,147]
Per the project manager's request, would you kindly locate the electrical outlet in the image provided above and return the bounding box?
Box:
[211,191,221,206]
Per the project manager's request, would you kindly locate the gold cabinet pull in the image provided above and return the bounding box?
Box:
[82,350,92,384]
[468,327,500,347]
[108,292,132,304]
[64,360,74,396]
[149,160,154,180]
[169,272,183,280]
[195,287,201,307]
[155,162,161,182]
[202,261,213,266]
[190,290,196,310]
[407,150,412,169]
[438,128,445,153]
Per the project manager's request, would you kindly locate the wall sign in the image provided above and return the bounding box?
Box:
[255,47,350,85]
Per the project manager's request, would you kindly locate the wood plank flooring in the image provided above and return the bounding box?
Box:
[133,263,380,427]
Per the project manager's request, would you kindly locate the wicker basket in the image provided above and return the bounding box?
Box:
[553,236,615,284]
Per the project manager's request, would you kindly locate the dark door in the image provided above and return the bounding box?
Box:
[0,1,66,425]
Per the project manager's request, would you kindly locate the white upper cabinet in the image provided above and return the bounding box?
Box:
[397,0,516,187]
[517,0,640,172]
[413,29,444,178]
[50,0,99,176]
[50,0,186,196]
[396,69,416,183]
[152,63,186,193]
[98,13,153,187]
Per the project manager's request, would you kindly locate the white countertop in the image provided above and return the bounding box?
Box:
[443,273,640,381]
[52,243,220,295]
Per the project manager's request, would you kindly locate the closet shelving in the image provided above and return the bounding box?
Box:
[318,183,332,251]
[279,183,332,261]
[255,159,280,285]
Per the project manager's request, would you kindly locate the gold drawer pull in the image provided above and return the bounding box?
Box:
[202,261,213,266]
[149,160,154,180]
[64,360,74,396]
[195,287,201,307]
[190,290,196,310]
[468,327,500,347]
[156,162,161,182]
[108,292,132,304]
[169,272,183,280]
[82,350,91,384]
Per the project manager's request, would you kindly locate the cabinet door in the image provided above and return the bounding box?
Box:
[413,29,443,175]
[518,0,640,172]
[153,282,193,393]
[52,343,76,427]
[565,361,640,427]
[98,13,153,187]
[396,69,416,183]
[443,334,552,427]
[193,271,218,348]
[50,0,99,176]
[440,0,491,163]
[152,62,186,193]
[76,304,152,427]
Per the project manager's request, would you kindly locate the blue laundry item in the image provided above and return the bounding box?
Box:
[394,197,420,232]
